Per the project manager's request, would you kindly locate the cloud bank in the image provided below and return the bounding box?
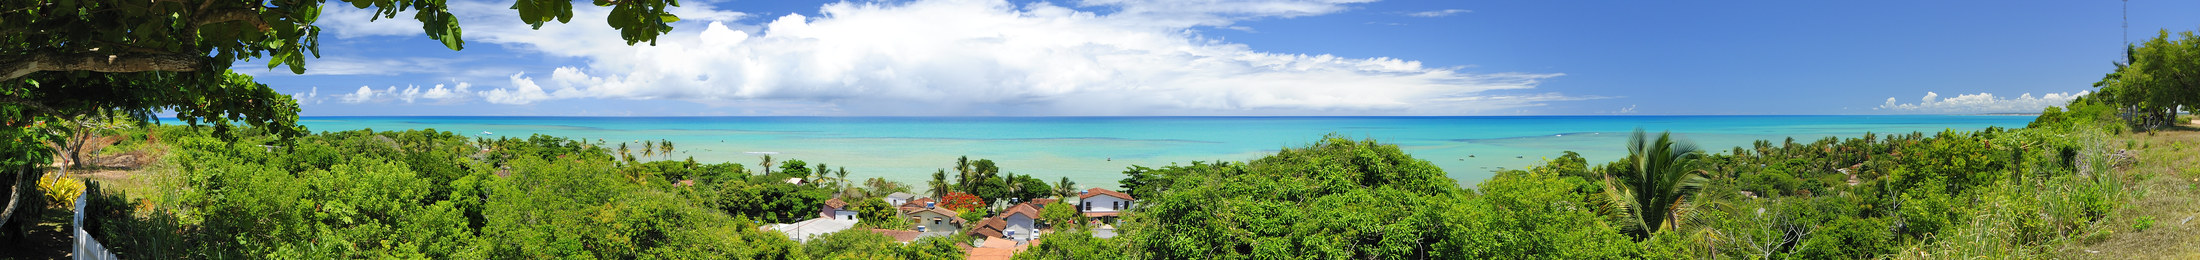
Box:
[1877,91,2088,113]
[320,0,1581,115]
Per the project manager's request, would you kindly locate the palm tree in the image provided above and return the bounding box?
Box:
[1603,128,1710,239]
[759,154,776,175]
[955,156,974,192]
[1053,177,1077,199]
[659,139,673,160]
[835,167,850,189]
[642,140,656,160]
[929,169,952,198]
[618,143,630,162]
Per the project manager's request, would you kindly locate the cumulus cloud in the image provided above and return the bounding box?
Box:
[1876,91,2089,113]
[331,83,476,104]
[1406,9,1470,17]
[326,0,1584,115]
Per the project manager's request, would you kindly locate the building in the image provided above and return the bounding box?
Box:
[820,198,858,221]
[1078,188,1136,220]
[968,203,1042,241]
[904,206,964,234]
[884,192,919,206]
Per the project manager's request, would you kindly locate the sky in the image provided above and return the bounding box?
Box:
[243,0,2200,116]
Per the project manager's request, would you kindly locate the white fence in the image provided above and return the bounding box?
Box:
[73,182,119,260]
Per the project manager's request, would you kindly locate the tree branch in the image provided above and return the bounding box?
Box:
[193,8,270,31]
[0,52,208,80]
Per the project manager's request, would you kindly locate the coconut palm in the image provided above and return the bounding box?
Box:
[617,142,630,160]
[759,154,776,175]
[642,140,656,160]
[929,169,952,198]
[1053,177,1077,199]
[659,139,673,160]
[1603,128,1711,239]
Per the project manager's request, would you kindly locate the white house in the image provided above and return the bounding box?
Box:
[884,192,918,206]
[1078,188,1136,219]
[968,203,1042,241]
[820,198,858,221]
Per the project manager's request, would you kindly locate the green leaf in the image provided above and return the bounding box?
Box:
[659,13,679,23]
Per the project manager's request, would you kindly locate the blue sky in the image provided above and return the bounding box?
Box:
[246,0,2200,116]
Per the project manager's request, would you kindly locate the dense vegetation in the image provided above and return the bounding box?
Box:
[1015,100,2139,259]
[67,127,957,259]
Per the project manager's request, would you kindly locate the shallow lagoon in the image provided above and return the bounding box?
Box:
[300,115,2033,188]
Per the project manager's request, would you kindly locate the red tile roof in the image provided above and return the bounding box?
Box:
[1001,203,1041,219]
[868,229,922,242]
[967,218,1007,238]
[1078,188,1134,200]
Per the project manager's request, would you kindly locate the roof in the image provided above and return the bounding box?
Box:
[1081,211,1121,218]
[867,229,922,243]
[968,247,1015,260]
[765,217,858,243]
[1029,198,1058,206]
[886,192,918,200]
[1000,203,1041,219]
[899,197,936,208]
[1078,188,1135,200]
[967,218,1007,238]
[823,198,848,209]
[902,207,967,225]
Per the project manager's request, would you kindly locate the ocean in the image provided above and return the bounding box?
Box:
[298,116,2035,188]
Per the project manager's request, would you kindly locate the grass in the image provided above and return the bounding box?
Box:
[2064,124,2200,259]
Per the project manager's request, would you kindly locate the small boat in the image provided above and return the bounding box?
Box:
[480,131,494,135]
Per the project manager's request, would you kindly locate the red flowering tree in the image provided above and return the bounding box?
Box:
[939,192,987,213]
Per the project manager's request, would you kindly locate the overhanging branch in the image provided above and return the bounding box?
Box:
[0,52,208,81]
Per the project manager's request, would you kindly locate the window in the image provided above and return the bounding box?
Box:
[933,217,942,225]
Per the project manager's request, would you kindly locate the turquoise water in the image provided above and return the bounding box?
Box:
[298,116,2034,188]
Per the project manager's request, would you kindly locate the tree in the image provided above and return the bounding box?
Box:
[954,156,974,192]
[1053,177,1077,199]
[643,140,656,160]
[2092,29,2200,130]
[1602,128,1711,239]
[42,110,129,170]
[938,192,985,213]
[2,0,690,229]
[659,139,673,160]
[617,142,631,165]
[928,169,952,198]
[759,154,775,175]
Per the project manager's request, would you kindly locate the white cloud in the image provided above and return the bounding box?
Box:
[291,87,323,105]
[1877,91,2089,113]
[328,0,1584,115]
[329,83,476,104]
[1406,9,1470,17]
[1618,105,1637,114]
[341,86,378,103]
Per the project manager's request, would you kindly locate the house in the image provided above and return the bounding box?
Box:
[967,203,1042,241]
[1078,188,1136,219]
[898,197,936,211]
[820,198,858,221]
[884,192,918,206]
[765,217,857,243]
[904,206,965,234]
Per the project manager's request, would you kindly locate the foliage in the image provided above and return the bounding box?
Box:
[1039,201,1083,230]
[938,192,986,213]
[1014,229,1124,260]
[1119,135,1496,259]
[1602,128,1710,239]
